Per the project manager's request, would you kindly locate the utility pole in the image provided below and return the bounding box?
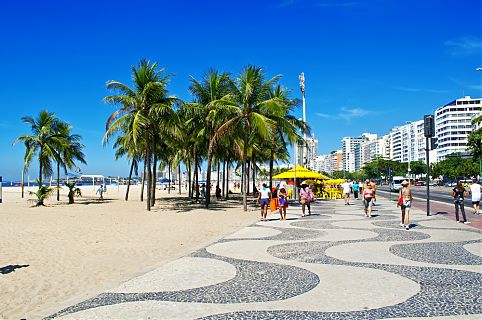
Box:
[424,115,435,216]
[299,72,307,167]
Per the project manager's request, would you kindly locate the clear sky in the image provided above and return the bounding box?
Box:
[0,0,480,181]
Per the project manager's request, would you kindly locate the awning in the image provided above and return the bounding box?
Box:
[273,165,328,179]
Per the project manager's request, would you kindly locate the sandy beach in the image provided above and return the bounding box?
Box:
[0,185,258,319]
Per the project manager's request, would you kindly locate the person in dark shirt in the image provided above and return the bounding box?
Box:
[452,180,469,224]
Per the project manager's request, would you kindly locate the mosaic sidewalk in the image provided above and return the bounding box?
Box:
[45,198,482,320]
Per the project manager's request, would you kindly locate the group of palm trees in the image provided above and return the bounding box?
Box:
[105,59,306,211]
[14,111,86,205]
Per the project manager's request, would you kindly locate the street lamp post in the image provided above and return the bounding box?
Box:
[299,72,307,167]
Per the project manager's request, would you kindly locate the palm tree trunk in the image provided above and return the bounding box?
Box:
[151,145,157,207]
[252,155,256,195]
[187,158,192,198]
[140,161,146,202]
[246,160,250,195]
[217,160,221,188]
[57,161,60,201]
[146,145,152,211]
[205,154,212,208]
[178,165,181,194]
[125,160,134,201]
[222,160,226,198]
[168,162,171,194]
[39,148,43,187]
[242,135,248,211]
[194,152,199,202]
[225,160,229,200]
[269,150,274,190]
[241,160,244,194]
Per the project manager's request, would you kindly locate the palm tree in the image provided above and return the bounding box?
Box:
[13,111,64,193]
[104,59,178,211]
[213,66,284,211]
[189,69,232,207]
[53,121,86,201]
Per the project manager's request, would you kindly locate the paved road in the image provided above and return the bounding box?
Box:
[377,185,475,207]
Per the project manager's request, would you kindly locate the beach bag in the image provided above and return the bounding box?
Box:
[397,195,403,207]
[270,198,278,212]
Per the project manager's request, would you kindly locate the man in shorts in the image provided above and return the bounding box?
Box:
[470,179,481,215]
[341,180,353,205]
[258,183,272,222]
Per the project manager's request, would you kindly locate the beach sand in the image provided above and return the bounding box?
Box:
[0,185,258,319]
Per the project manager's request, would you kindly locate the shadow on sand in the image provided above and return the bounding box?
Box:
[0,264,29,275]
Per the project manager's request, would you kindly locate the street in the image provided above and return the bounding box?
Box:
[377,185,475,207]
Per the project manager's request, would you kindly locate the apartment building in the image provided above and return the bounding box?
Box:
[435,96,481,161]
[342,133,376,172]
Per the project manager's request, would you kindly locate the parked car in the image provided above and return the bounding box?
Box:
[414,181,425,186]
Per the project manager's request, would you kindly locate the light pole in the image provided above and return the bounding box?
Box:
[299,72,307,167]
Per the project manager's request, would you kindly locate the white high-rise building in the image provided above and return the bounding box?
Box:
[388,120,425,163]
[342,133,376,173]
[361,135,389,165]
[435,96,481,161]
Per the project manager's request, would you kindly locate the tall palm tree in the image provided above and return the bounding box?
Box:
[54,121,86,201]
[13,111,65,194]
[190,69,232,207]
[213,66,283,211]
[104,59,178,211]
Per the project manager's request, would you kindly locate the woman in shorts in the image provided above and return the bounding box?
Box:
[398,180,412,230]
[278,187,288,220]
[362,183,375,218]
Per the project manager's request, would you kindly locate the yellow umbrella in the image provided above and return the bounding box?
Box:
[273,165,328,179]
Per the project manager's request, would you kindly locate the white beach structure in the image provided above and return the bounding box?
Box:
[80,175,105,188]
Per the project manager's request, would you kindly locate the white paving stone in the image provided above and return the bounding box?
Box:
[225,226,282,239]
[108,257,237,293]
[463,242,482,258]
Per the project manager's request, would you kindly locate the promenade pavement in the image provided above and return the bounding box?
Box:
[45,196,482,320]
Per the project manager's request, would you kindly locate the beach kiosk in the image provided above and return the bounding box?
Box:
[272,166,327,198]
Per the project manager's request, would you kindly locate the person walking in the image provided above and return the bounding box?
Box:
[370,179,377,205]
[362,183,375,217]
[299,184,313,217]
[353,181,359,199]
[469,179,481,215]
[452,180,470,224]
[96,184,104,200]
[258,183,271,222]
[398,180,413,230]
[341,180,353,205]
[278,187,288,220]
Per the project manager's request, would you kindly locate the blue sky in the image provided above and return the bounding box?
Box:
[0,0,480,180]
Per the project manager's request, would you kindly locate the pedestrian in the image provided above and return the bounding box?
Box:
[452,180,470,224]
[299,184,313,217]
[200,183,206,199]
[278,187,288,220]
[362,183,375,218]
[469,179,481,215]
[370,179,377,204]
[398,180,413,230]
[96,184,104,200]
[353,181,359,199]
[341,180,353,205]
[258,183,271,222]
[215,185,221,200]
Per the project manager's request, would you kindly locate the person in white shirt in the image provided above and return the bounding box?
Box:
[341,180,353,205]
[469,179,481,215]
[258,183,272,222]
